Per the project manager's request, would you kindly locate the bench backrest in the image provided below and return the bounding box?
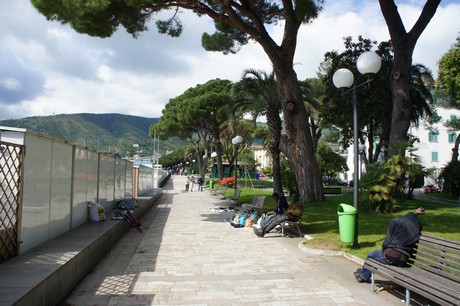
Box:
[411,234,460,283]
[251,195,266,208]
[231,189,241,198]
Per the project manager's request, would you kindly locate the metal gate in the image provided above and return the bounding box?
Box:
[0,141,24,263]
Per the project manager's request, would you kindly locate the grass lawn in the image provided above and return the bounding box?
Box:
[222,184,460,260]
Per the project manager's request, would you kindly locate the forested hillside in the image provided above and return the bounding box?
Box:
[0,113,185,157]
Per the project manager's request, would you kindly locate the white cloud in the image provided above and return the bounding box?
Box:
[0,0,459,120]
[1,78,22,90]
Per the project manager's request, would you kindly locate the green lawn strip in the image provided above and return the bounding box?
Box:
[226,187,460,260]
[303,194,460,259]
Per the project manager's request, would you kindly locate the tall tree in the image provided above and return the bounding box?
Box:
[436,36,460,161]
[153,79,234,180]
[378,0,440,155]
[233,69,284,194]
[32,0,325,203]
[320,37,393,163]
[320,36,437,165]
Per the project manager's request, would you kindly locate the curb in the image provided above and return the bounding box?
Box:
[297,240,365,266]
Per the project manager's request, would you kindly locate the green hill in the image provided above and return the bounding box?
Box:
[0,113,185,158]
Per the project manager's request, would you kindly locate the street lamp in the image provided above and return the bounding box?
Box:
[232,135,243,190]
[211,151,217,179]
[333,51,381,249]
[192,159,195,174]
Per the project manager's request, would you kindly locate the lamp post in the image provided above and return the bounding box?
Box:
[333,51,381,249]
[232,135,243,190]
[211,151,217,179]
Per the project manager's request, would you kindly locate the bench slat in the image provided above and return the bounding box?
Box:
[420,235,460,253]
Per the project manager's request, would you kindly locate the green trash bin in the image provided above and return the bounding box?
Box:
[337,203,357,243]
[209,180,214,189]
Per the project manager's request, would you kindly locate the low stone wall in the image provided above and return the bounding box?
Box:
[0,191,163,306]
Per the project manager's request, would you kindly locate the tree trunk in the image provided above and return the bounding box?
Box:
[451,133,460,162]
[275,68,324,203]
[266,102,283,194]
[388,51,413,154]
[379,0,440,155]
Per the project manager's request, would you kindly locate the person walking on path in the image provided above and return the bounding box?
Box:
[189,175,195,192]
[354,207,426,283]
[185,176,190,191]
[197,176,204,191]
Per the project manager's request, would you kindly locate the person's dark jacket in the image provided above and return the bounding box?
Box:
[274,195,289,214]
[382,212,423,260]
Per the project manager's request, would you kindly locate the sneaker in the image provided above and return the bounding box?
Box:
[253,227,265,237]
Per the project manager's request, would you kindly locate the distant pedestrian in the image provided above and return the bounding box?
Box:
[185,176,190,191]
[197,176,204,191]
[190,175,195,192]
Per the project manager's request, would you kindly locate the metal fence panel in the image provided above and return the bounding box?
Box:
[20,135,53,253]
[49,141,72,239]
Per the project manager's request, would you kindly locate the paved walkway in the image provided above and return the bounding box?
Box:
[62,176,402,305]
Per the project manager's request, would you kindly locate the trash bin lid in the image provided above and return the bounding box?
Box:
[337,203,356,213]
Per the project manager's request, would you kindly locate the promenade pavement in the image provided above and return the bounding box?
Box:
[61,175,404,306]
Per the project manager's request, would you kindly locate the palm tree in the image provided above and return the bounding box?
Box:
[233,69,285,194]
[408,63,437,127]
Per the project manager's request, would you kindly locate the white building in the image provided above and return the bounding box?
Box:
[252,144,271,170]
[344,107,460,185]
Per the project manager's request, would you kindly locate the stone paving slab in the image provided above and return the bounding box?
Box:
[61,176,403,306]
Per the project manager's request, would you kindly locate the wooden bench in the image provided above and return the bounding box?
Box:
[252,182,265,189]
[227,189,241,205]
[323,187,342,195]
[241,195,267,212]
[363,234,460,306]
[215,186,228,199]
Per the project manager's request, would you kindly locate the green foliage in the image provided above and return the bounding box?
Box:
[153,78,234,141]
[31,0,148,38]
[316,141,348,178]
[361,154,412,213]
[440,161,460,197]
[202,21,248,54]
[31,0,321,56]
[156,19,182,37]
[437,36,460,104]
[320,36,437,162]
[280,158,298,195]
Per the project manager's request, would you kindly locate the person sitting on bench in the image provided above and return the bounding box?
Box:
[263,192,289,224]
[353,207,426,283]
[253,193,303,238]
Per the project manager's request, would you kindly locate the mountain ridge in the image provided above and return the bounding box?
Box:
[0,113,183,156]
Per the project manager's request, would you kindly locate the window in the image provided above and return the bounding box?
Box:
[432,151,439,162]
[428,132,438,143]
[448,133,458,143]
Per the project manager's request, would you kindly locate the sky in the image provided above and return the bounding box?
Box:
[0,0,459,121]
